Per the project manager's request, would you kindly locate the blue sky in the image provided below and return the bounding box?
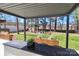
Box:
[0,12,75,25]
[0,13,24,23]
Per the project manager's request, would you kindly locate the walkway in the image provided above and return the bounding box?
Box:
[0,39,79,56]
[0,39,9,56]
[0,39,42,56]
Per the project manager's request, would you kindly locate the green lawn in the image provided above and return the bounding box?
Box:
[50,32,79,50]
[12,32,79,50]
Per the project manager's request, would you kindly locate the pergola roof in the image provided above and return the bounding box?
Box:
[0,3,78,18]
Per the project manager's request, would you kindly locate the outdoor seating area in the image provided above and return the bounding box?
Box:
[0,3,79,56]
[3,40,79,56]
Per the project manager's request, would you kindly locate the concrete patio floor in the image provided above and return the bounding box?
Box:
[0,39,42,56]
[0,39,9,56]
[0,39,79,56]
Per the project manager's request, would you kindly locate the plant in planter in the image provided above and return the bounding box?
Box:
[37,34,50,38]
[26,35,37,49]
[34,34,50,44]
[48,35,58,41]
[47,35,59,46]
[27,38,35,49]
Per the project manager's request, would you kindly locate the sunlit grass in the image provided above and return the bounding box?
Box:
[50,32,79,50]
[12,32,79,50]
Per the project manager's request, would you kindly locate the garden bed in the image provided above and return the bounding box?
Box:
[34,37,59,46]
[12,32,79,50]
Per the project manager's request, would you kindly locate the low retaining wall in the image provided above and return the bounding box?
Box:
[34,37,59,46]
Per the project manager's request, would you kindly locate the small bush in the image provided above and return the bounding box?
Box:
[48,35,58,40]
[37,34,50,38]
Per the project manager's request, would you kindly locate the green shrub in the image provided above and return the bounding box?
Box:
[48,35,58,40]
[69,34,79,42]
[26,33,37,36]
[37,34,50,38]
[16,34,24,41]
[26,33,38,42]
[26,36,34,42]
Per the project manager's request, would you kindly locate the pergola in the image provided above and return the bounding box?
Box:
[0,3,78,48]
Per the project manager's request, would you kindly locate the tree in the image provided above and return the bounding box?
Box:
[73,7,79,33]
[40,18,48,33]
[49,17,56,31]
[58,16,64,31]
[26,19,32,32]
[34,18,39,33]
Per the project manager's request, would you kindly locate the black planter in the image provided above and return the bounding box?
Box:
[27,42,35,49]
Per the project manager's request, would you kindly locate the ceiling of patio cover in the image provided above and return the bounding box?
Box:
[0,3,76,18]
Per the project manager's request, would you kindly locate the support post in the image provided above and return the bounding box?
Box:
[35,18,39,33]
[49,18,51,31]
[34,18,36,33]
[24,18,26,41]
[54,17,57,32]
[16,17,19,34]
[66,15,69,48]
[38,18,39,32]
[4,20,6,29]
[30,19,32,32]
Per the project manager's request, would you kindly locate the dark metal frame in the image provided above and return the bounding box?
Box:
[24,18,26,41]
[66,15,69,48]
[49,18,52,31]
[54,18,57,32]
[0,4,78,48]
[0,9,26,19]
[0,4,78,19]
[16,17,19,34]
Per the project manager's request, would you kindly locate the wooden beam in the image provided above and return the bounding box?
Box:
[66,15,69,48]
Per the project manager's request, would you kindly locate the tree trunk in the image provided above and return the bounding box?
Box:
[49,18,51,31]
[54,18,57,32]
[16,17,19,34]
[76,19,78,33]
[43,25,46,33]
[30,19,32,32]
[60,24,63,32]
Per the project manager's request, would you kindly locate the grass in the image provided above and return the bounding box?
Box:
[37,33,50,38]
[12,32,79,50]
[49,33,66,48]
[50,32,79,50]
[14,32,38,41]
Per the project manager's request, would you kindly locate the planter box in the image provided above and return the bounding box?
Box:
[34,37,43,44]
[34,37,59,46]
[45,32,52,35]
[0,29,14,41]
